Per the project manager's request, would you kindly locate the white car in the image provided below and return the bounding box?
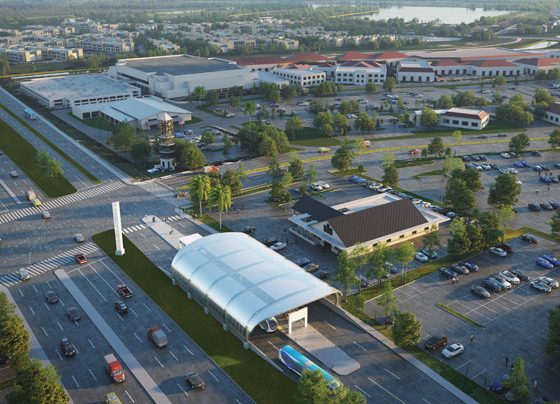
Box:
[500,152,511,159]
[415,252,429,263]
[536,276,559,289]
[481,163,492,170]
[309,182,323,191]
[489,247,507,257]
[491,274,512,289]
[225,112,235,118]
[346,114,358,119]
[472,163,483,171]
[516,180,523,185]
[441,343,464,359]
[18,268,31,281]
[499,271,520,285]
[378,186,392,192]
[508,168,518,174]
[317,181,330,189]
[269,242,287,251]
[531,279,552,293]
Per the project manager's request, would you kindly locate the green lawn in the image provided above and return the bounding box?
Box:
[0,119,76,197]
[0,104,99,184]
[78,115,114,131]
[413,169,443,179]
[291,127,341,147]
[92,230,297,403]
[394,158,434,169]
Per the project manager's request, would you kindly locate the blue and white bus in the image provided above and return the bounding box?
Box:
[278,345,342,390]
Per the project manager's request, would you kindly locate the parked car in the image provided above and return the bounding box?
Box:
[532,151,543,157]
[73,233,85,243]
[385,262,399,274]
[415,252,429,263]
[45,289,59,304]
[520,233,537,244]
[537,257,555,269]
[491,275,512,289]
[536,276,559,288]
[510,268,530,281]
[242,226,256,234]
[263,238,278,247]
[528,203,541,212]
[489,247,507,257]
[114,300,128,314]
[533,165,544,172]
[482,278,504,292]
[303,263,320,273]
[420,249,438,259]
[74,253,87,264]
[441,343,464,359]
[451,264,469,275]
[499,271,520,285]
[295,257,312,267]
[313,269,331,279]
[471,285,491,298]
[531,279,552,293]
[440,268,458,281]
[270,242,287,251]
[462,261,479,272]
[500,152,511,159]
[496,243,514,254]
[542,255,560,267]
[66,307,81,322]
[424,336,448,351]
[60,338,76,357]
[185,371,205,390]
[541,202,554,211]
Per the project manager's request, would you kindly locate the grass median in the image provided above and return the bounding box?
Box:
[0,119,76,197]
[291,127,341,147]
[92,230,296,404]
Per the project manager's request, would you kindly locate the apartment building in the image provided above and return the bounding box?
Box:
[271,65,326,87]
[333,61,386,85]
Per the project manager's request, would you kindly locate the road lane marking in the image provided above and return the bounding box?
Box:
[161,322,172,333]
[71,375,80,388]
[177,384,189,397]
[133,332,142,343]
[423,399,432,404]
[183,344,194,356]
[87,338,96,349]
[18,289,23,297]
[28,305,35,316]
[97,259,125,283]
[169,351,179,362]
[368,377,405,404]
[88,368,98,381]
[354,385,371,399]
[154,356,164,368]
[90,265,120,296]
[455,359,472,371]
[353,341,367,352]
[124,390,135,403]
[41,327,48,336]
[129,307,138,317]
[268,340,280,351]
[56,321,64,331]
[78,269,107,302]
[143,303,152,312]
[384,368,401,380]
[324,321,336,330]
[208,369,219,382]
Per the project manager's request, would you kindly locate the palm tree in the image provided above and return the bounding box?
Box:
[188,175,211,216]
[210,184,232,229]
[242,101,257,118]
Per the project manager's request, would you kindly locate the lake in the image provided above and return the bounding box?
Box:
[362,6,509,24]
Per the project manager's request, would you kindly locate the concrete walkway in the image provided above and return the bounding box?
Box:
[54,269,171,404]
[288,324,360,376]
[142,214,215,250]
[0,285,75,404]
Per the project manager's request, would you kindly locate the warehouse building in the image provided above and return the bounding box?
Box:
[108,54,261,99]
[171,232,339,344]
[20,74,140,108]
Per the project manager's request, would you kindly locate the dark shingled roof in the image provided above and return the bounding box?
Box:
[327,199,428,247]
[292,196,343,222]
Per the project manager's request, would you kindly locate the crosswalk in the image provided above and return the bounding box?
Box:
[0,242,99,287]
[0,181,126,225]
[121,215,184,234]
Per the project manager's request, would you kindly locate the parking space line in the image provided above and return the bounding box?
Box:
[455,359,472,371]
[423,399,432,404]
[208,369,220,382]
[115,312,124,322]
[56,321,63,331]
[71,375,80,388]
[154,356,164,368]
[97,259,124,284]
[353,341,367,352]
[77,269,108,302]
[161,322,172,333]
[90,265,120,296]
[28,305,35,316]
[124,390,135,403]
[87,338,96,349]
[55,350,63,360]
[133,332,142,343]
[32,285,39,294]
[43,302,51,311]
[143,303,152,312]
[169,351,179,362]
[18,289,23,297]
[472,369,487,379]
[368,377,405,404]
[58,297,65,306]
[354,385,371,399]
[46,280,52,288]
[183,344,194,356]
[384,368,401,380]
[177,384,189,397]
[88,368,97,381]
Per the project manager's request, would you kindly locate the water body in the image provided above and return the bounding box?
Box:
[362,6,509,24]
[521,40,559,50]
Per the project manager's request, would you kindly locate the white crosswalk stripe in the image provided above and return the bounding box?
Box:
[0,182,126,225]
[0,242,100,287]
[122,224,147,234]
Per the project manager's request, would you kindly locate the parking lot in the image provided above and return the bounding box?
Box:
[365,235,560,399]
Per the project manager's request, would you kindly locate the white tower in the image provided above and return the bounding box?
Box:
[112,201,125,256]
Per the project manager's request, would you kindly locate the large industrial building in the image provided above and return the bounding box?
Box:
[108,54,261,99]
[289,194,449,254]
[20,74,140,108]
[171,232,339,344]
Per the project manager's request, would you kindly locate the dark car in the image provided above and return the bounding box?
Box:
[471,285,491,298]
[385,315,395,325]
[471,155,480,161]
[532,151,543,157]
[185,371,205,390]
[520,233,537,244]
[497,243,514,254]
[295,257,312,267]
[60,338,76,357]
[528,203,541,212]
[114,300,128,314]
[242,226,256,234]
[313,269,330,279]
[550,201,560,209]
[461,156,471,162]
[263,238,278,247]
[66,307,82,322]
[510,268,530,281]
[542,165,551,171]
[451,264,469,275]
[424,336,448,351]
[440,268,458,281]
[482,278,504,292]
[303,263,320,273]
[45,289,59,304]
[541,202,554,211]
[462,261,479,272]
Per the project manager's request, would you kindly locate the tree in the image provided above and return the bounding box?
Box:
[451,130,462,154]
[377,280,398,319]
[192,85,206,104]
[444,177,476,216]
[270,172,292,203]
[314,111,334,129]
[0,55,10,76]
[7,359,68,404]
[209,184,232,229]
[422,228,440,251]
[546,306,560,354]
[304,164,318,186]
[367,244,390,284]
[383,77,397,92]
[188,175,211,216]
[495,205,516,242]
[450,168,482,191]
[280,84,299,100]
[354,112,375,133]
[447,218,470,256]
[242,101,257,117]
[336,251,358,302]
[549,129,560,149]
[130,137,151,162]
[205,90,219,106]
[285,116,303,139]
[437,94,453,109]
[0,293,29,367]
[223,133,231,155]
[331,141,355,172]
[479,211,501,248]
[503,356,530,402]
[228,95,241,110]
[393,241,416,282]
[488,174,521,208]
[294,369,329,403]
[111,123,135,151]
[392,312,421,348]
[427,136,445,156]
[550,210,560,240]
[320,123,334,137]
[442,155,464,179]
[333,113,349,136]
[420,108,439,128]
[492,76,507,87]
[466,222,483,253]
[175,140,206,170]
[268,155,281,177]
[222,170,242,194]
[533,88,555,105]
[289,159,304,180]
[365,82,377,94]
[34,150,63,178]
[200,130,215,147]
[382,165,399,187]
[508,133,530,154]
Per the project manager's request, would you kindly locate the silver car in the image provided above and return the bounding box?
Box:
[499,271,520,285]
[536,276,559,289]
[491,275,512,289]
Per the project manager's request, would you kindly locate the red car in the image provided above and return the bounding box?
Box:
[409,149,420,155]
[74,253,87,264]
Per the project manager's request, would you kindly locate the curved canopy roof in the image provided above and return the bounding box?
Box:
[171,232,339,338]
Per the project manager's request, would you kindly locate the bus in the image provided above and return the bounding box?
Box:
[24,107,37,120]
[278,345,342,390]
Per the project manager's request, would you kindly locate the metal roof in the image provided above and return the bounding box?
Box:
[118,54,243,76]
[171,232,339,340]
[99,96,191,121]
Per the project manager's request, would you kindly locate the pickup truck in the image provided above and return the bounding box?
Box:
[116,284,133,298]
[104,354,125,383]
